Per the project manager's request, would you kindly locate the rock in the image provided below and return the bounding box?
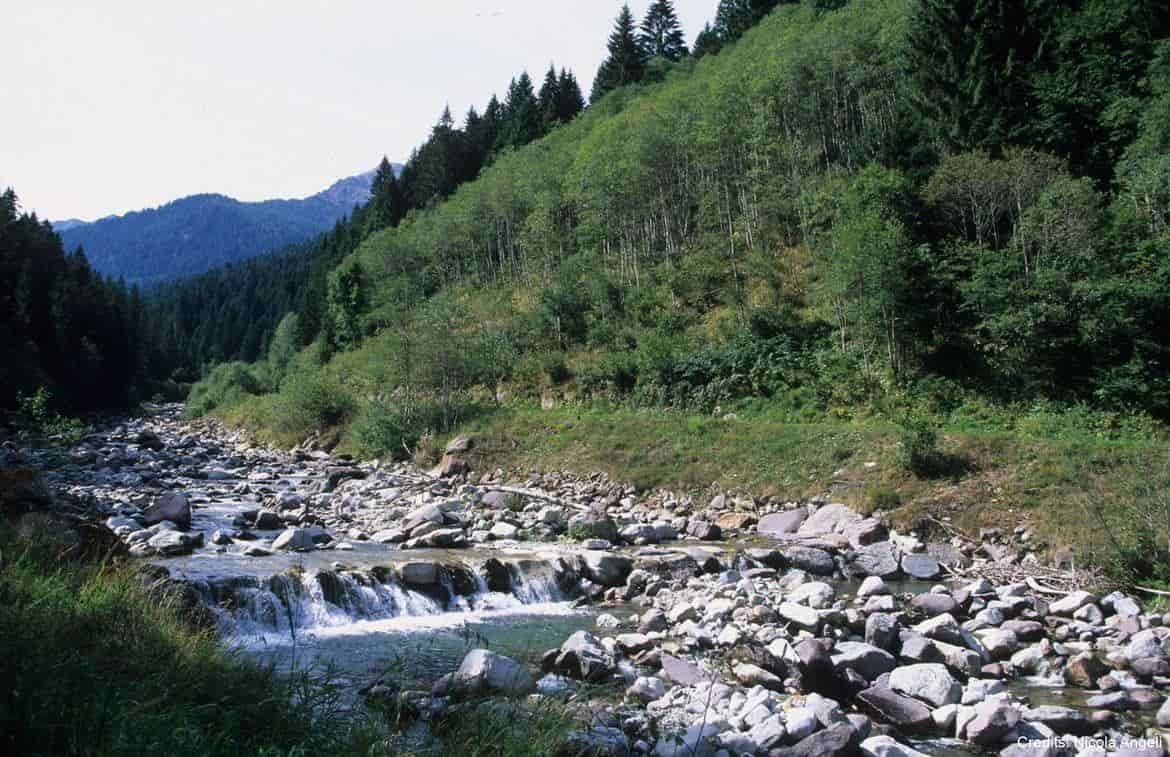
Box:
[831,642,897,681]
[790,581,835,608]
[571,511,620,543]
[860,735,930,757]
[209,529,233,545]
[142,493,191,530]
[653,722,724,757]
[430,454,469,478]
[1157,697,1170,727]
[1020,705,1093,736]
[272,527,315,551]
[849,542,901,578]
[561,726,629,757]
[686,519,722,541]
[537,674,576,697]
[899,554,940,580]
[626,676,666,703]
[253,511,281,530]
[1063,652,1108,688]
[399,561,439,587]
[445,436,474,453]
[1126,629,1167,662]
[324,467,365,492]
[858,576,889,597]
[965,703,1019,746]
[716,512,756,530]
[888,664,961,708]
[799,503,862,536]
[581,551,633,587]
[748,714,787,751]
[147,529,202,556]
[769,721,856,757]
[866,613,900,652]
[910,593,958,617]
[778,602,821,631]
[554,631,615,683]
[242,545,272,557]
[782,546,836,576]
[856,686,932,732]
[1048,590,1096,616]
[734,662,784,691]
[1102,590,1142,617]
[660,654,705,686]
[489,522,519,540]
[638,608,669,633]
[453,649,534,695]
[758,509,807,535]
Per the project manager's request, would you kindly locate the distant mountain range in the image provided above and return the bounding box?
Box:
[55,166,400,285]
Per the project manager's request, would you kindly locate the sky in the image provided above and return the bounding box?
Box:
[3,0,715,222]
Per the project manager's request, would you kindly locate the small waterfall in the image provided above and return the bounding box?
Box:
[194,557,580,641]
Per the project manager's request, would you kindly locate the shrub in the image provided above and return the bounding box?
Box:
[185,362,265,418]
[897,413,942,476]
[269,371,356,437]
[348,398,447,459]
[14,387,87,443]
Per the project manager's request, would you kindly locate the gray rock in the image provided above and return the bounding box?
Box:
[849,542,901,578]
[857,686,932,732]
[453,649,534,695]
[783,546,836,576]
[142,492,191,530]
[769,721,856,757]
[581,551,633,587]
[899,553,940,580]
[272,527,315,551]
[799,503,862,536]
[965,703,1019,746]
[660,654,705,686]
[626,676,665,703]
[831,641,896,681]
[888,663,961,708]
[860,735,930,757]
[866,613,900,652]
[147,529,202,556]
[399,561,439,587]
[758,510,807,536]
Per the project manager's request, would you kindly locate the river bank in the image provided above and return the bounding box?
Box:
[6,403,1170,755]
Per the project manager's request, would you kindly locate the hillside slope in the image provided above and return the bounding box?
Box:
[57,168,397,284]
[193,0,1170,580]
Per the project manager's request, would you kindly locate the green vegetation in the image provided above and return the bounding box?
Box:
[0,521,384,756]
[188,0,1170,583]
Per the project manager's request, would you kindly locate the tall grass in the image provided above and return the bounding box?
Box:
[0,521,384,756]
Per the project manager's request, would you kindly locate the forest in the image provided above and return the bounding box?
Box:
[180,0,1170,453]
[7,0,1170,437]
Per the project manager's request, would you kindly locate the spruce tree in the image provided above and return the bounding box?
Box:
[692,22,723,58]
[538,65,562,133]
[639,0,688,61]
[590,4,647,103]
[501,72,541,148]
[556,69,586,122]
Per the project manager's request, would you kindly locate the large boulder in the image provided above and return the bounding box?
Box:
[782,546,836,576]
[798,503,862,536]
[142,493,192,531]
[453,649,534,696]
[857,686,932,732]
[849,542,901,578]
[399,561,440,588]
[272,527,315,551]
[554,631,616,682]
[147,529,202,556]
[889,664,961,708]
[900,554,941,580]
[758,510,807,536]
[581,551,633,587]
[831,641,896,681]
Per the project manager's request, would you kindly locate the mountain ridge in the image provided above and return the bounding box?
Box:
[56,165,400,285]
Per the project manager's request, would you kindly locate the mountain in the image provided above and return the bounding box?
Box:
[56,166,399,285]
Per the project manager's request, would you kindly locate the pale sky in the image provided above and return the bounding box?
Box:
[3,0,714,222]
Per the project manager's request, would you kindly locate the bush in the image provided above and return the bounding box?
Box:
[897,413,942,476]
[269,371,356,437]
[348,398,448,460]
[14,387,87,444]
[185,362,265,418]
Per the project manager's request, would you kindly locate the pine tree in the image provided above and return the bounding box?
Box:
[556,69,586,122]
[639,0,688,61]
[591,4,647,103]
[692,22,723,58]
[537,65,562,133]
[366,156,404,232]
[500,72,541,148]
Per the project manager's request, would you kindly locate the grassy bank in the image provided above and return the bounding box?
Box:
[206,390,1170,584]
[0,518,387,756]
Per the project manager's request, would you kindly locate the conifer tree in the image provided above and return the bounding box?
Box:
[640,0,688,61]
[556,69,586,122]
[366,156,404,232]
[500,72,541,148]
[692,22,723,57]
[537,65,562,133]
[590,4,647,103]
